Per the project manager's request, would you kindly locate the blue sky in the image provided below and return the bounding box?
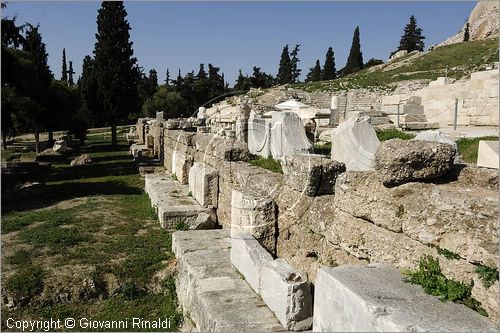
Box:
[3,1,476,85]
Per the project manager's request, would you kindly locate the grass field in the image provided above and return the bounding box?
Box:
[1,135,182,332]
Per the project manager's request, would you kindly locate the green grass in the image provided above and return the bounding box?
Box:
[295,39,499,93]
[1,134,182,331]
[377,129,415,141]
[248,155,283,173]
[475,265,499,289]
[456,136,499,163]
[436,247,461,260]
[314,142,332,156]
[404,255,487,316]
[5,265,45,302]
[173,218,190,231]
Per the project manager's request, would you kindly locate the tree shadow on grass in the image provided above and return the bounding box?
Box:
[2,180,143,214]
[47,161,138,183]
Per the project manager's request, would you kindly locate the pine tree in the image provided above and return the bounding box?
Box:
[322,47,336,80]
[61,48,68,83]
[234,69,250,91]
[277,44,293,85]
[343,26,364,76]
[207,64,224,99]
[463,22,470,42]
[93,1,138,146]
[398,15,425,53]
[68,60,75,86]
[305,60,322,82]
[165,67,170,85]
[290,44,301,83]
[148,69,158,92]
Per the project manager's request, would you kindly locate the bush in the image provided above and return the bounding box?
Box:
[248,155,283,173]
[405,255,487,316]
[5,265,44,301]
[377,129,415,141]
[475,265,499,289]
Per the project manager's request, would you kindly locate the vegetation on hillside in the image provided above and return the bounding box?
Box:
[248,155,283,174]
[294,38,499,93]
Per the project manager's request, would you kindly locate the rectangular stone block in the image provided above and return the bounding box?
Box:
[231,188,277,254]
[230,231,274,294]
[282,154,346,196]
[406,95,422,105]
[402,114,427,123]
[477,140,499,169]
[188,162,219,208]
[313,263,496,332]
[380,105,401,115]
[402,104,424,114]
[172,150,193,184]
[260,258,313,331]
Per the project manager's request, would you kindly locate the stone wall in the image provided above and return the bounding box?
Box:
[155,125,499,324]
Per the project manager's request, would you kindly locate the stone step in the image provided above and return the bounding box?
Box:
[173,230,286,332]
[144,174,215,229]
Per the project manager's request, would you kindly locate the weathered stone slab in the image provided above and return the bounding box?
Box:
[313,263,496,332]
[172,150,193,184]
[230,231,274,294]
[375,139,456,186]
[188,162,219,208]
[195,133,249,161]
[270,112,314,160]
[260,258,313,331]
[402,114,427,122]
[402,104,424,114]
[477,140,499,169]
[331,114,380,171]
[248,112,272,158]
[173,230,284,332]
[231,188,277,254]
[403,122,439,130]
[282,154,345,196]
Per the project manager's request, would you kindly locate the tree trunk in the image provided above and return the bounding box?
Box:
[111,124,117,147]
[2,132,7,150]
[34,127,40,154]
[48,129,54,147]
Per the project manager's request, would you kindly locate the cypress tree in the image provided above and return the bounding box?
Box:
[234,69,249,91]
[148,69,158,92]
[463,22,470,42]
[80,55,102,127]
[322,47,336,80]
[23,23,53,151]
[68,60,75,86]
[277,44,292,85]
[305,60,322,82]
[343,26,364,76]
[165,67,170,85]
[290,44,301,83]
[61,48,68,83]
[398,15,425,52]
[93,1,138,146]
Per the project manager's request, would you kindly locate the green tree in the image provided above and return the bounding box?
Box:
[342,26,364,76]
[290,44,301,83]
[80,55,102,127]
[68,60,75,86]
[364,58,384,68]
[463,22,470,42]
[23,23,53,150]
[93,1,139,146]
[305,60,322,82]
[250,66,274,88]
[207,64,225,100]
[397,15,425,53]
[142,86,188,119]
[61,48,68,83]
[234,69,250,91]
[277,44,292,85]
[322,47,336,80]
[165,67,170,85]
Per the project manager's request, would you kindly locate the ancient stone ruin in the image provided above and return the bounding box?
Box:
[127,73,498,331]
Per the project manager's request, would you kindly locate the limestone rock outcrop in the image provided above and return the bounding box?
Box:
[439,1,499,46]
[375,139,455,186]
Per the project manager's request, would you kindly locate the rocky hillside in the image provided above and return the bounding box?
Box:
[294,38,499,93]
[439,1,499,46]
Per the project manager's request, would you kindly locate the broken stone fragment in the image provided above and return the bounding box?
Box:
[375,138,455,186]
